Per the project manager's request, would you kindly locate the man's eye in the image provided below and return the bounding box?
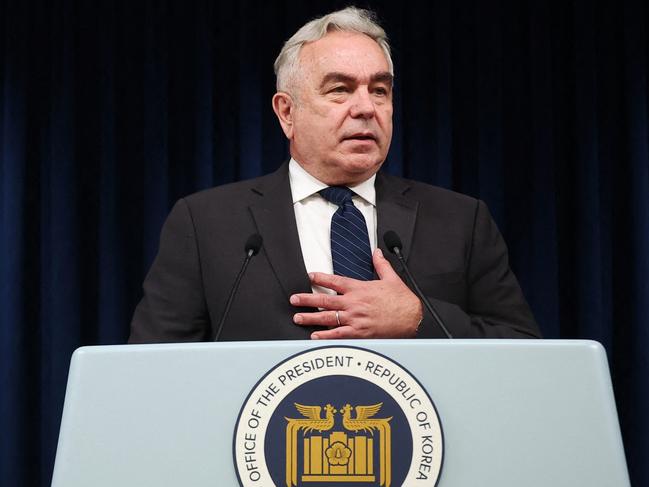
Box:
[373,87,389,96]
[330,86,348,93]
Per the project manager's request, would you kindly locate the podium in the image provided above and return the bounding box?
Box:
[51,339,630,486]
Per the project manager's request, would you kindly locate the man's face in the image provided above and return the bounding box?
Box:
[276,31,393,185]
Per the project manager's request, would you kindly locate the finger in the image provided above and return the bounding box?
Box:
[308,272,359,294]
[311,326,360,340]
[294,310,341,327]
[290,292,346,309]
[373,248,399,281]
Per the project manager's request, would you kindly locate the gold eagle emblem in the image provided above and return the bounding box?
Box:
[284,402,392,486]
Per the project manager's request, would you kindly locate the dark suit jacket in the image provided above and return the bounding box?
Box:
[129,163,540,342]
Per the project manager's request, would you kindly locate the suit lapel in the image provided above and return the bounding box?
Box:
[376,172,418,272]
[248,166,418,295]
[249,163,312,298]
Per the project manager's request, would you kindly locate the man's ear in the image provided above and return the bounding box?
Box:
[272,92,295,139]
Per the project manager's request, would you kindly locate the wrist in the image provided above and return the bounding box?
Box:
[408,299,424,338]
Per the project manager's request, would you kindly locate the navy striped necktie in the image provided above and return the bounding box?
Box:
[319,186,374,281]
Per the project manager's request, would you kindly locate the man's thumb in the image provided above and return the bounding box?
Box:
[373,248,398,280]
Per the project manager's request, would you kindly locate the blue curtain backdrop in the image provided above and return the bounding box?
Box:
[1,0,648,485]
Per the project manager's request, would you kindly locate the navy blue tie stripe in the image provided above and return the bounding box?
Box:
[319,186,374,281]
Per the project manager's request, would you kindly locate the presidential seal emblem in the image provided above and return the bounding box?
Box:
[233,346,444,487]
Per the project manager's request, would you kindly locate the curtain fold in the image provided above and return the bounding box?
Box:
[1,1,647,485]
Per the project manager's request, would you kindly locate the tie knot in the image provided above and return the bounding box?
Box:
[319,186,355,207]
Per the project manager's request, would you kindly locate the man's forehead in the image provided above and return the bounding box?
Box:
[299,31,390,74]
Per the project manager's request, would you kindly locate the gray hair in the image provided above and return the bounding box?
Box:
[273,6,393,94]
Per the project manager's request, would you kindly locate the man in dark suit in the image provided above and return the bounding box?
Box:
[129,7,540,343]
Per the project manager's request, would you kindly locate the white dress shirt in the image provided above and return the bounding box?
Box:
[288,158,377,295]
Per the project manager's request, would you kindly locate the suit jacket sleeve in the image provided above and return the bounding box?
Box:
[129,199,211,343]
[416,200,541,338]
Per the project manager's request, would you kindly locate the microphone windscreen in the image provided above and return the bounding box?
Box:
[383,230,402,253]
[245,233,263,255]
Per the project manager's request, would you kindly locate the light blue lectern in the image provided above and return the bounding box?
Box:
[51,339,630,487]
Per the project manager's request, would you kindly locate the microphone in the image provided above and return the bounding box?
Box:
[383,231,453,339]
[213,233,263,341]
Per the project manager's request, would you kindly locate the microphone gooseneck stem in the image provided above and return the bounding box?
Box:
[392,246,453,339]
[213,249,254,341]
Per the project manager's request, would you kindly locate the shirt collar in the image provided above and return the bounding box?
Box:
[288,158,376,206]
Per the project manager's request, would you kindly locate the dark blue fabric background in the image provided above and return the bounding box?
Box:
[1,0,647,485]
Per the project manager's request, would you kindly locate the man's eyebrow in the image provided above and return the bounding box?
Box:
[320,72,356,88]
[371,72,394,85]
[319,71,394,88]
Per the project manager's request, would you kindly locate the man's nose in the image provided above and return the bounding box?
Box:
[349,88,376,119]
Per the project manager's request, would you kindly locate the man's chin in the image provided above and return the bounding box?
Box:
[343,152,384,170]
[327,156,384,184]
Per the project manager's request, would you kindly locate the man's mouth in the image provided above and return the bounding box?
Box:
[342,133,377,142]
